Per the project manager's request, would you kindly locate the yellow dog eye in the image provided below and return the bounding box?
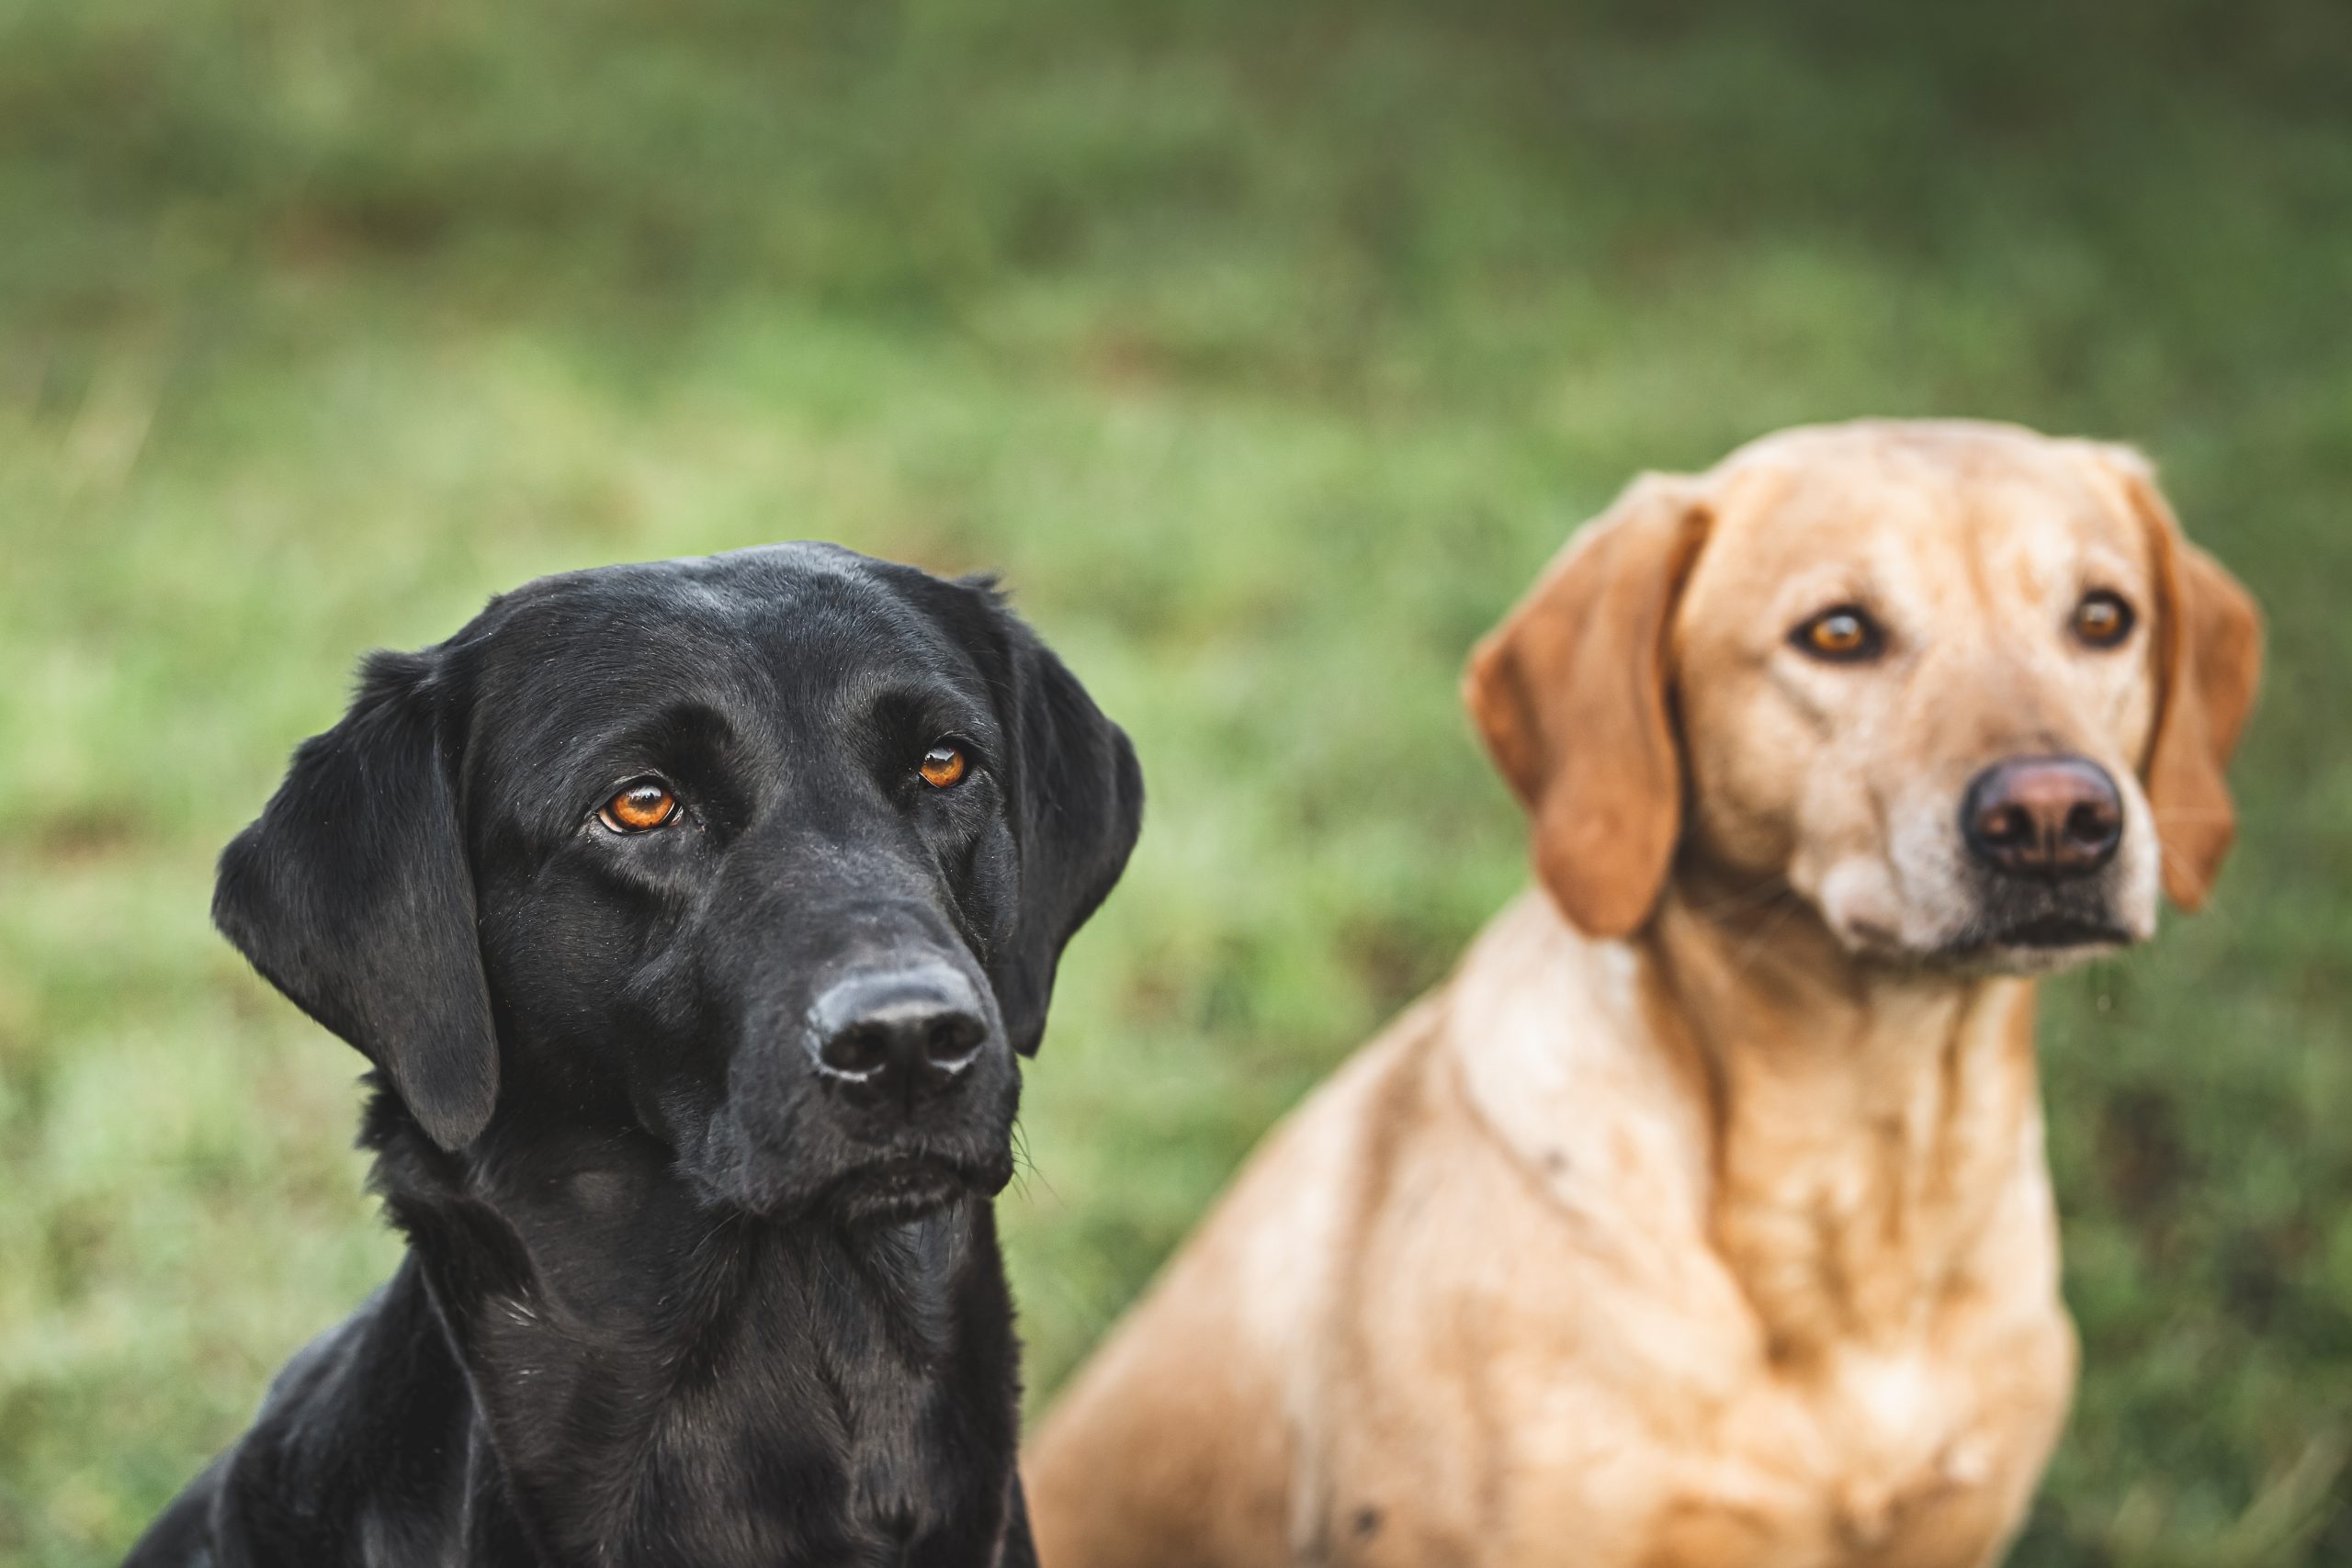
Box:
[1792,605,1884,663]
[2073,591,2135,649]
[598,782,678,833]
[919,744,968,789]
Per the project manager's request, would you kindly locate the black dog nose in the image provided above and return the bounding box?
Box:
[1962,755,2124,879]
[807,966,989,1091]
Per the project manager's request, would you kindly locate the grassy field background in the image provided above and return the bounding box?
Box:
[3,1,2349,1562]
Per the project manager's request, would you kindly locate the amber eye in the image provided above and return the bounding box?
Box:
[598,782,678,833]
[1791,604,1884,663]
[919,744,968,789]
[2073,590,2135,649]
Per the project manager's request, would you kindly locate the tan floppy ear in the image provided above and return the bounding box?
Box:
[2100,451,2264,911]
[1464,474,1711,938]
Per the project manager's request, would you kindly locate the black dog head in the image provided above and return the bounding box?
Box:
[214,544,1142,1224]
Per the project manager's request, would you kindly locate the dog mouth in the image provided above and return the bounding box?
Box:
[1980,914,2133,949]
[824,1151,1008,1225]
[1933,908,2136,968]
[1914,864,2145,967]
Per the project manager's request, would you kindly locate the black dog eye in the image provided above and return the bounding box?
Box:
[1791,604,1886,663]
[598,781,679,833]
[919,744,968,790]
[2072,590,2135,649]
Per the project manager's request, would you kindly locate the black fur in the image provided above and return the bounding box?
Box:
[126,544,1143,1568]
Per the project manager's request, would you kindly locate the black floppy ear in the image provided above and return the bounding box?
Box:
[990,619,1144,1056]
[213,649,497,1150]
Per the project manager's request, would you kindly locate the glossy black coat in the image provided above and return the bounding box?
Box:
[125,544,1142,1567]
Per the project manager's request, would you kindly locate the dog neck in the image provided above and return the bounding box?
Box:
[363,1101,1015,1565]
[1630,871,2052,1359]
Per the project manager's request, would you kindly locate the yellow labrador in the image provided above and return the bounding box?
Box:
[1028,420,2262,1568]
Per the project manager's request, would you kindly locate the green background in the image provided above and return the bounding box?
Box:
[3,1,2347,1562]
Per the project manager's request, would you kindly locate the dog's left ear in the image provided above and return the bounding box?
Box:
[213,649,499,1149]
[989,615,1144,1055]
[2091,446,2265,911]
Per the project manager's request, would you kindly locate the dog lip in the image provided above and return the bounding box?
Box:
[1969,915,2135,951]
[824,1149,1008,1224]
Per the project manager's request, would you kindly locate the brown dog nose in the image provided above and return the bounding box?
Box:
[1961,756,2124,879]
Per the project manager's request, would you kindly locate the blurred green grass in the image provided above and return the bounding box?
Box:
[2,0,2349,1562]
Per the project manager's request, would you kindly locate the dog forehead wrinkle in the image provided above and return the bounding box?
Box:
[1690,474,1934,638]
[470,585,999,831]
[477,617,764,755]
[1963,499,2081,624]
[805,609,995,716]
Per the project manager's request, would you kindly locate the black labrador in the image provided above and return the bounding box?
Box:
[124,544,1142,1568]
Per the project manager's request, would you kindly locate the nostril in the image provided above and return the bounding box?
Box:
[923,1014,986,1072]
[818,1023,892,1081]
[1980,803,2031,848]
[2064,799,2120,850]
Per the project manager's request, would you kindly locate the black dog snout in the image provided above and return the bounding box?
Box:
[1962,755,2124,879]
[808,965,990,1094]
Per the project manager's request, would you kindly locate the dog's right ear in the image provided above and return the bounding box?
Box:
[1464,474,1712,940]
[213,649,498,1151]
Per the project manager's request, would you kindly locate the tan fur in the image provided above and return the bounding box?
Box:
[1028,421,2261,1568]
